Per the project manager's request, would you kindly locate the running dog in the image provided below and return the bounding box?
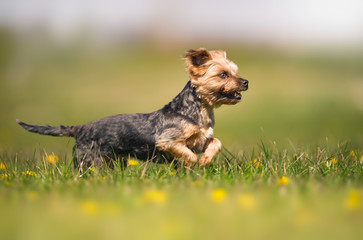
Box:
[17,48,249,168]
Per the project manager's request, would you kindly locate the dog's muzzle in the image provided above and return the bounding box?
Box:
[240,78,249,91]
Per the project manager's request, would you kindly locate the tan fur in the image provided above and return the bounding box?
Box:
[184,48,244,107]
[156,48,248,166]
[200,138,222,166]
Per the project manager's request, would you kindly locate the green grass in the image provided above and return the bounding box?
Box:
[1,142,363,240]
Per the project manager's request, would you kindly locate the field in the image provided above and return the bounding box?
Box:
[0,38,363,239]
[1,146,363,240]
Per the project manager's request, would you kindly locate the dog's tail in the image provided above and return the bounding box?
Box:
[16,119,79,138]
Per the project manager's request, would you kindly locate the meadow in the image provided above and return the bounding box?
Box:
[0,146,362,240]
[0,38,363,239]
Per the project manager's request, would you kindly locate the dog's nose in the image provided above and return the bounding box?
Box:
[242,79,248,86]
[240,78,248,87]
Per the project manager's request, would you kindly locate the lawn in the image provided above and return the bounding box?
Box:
[0,145,362,240]
[0,38,362,239]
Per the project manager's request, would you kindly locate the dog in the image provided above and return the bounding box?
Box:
[17,48,249,168]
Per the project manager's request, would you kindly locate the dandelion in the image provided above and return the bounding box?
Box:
[238,194,256,210]
[22,170,37,177]
[0,162,6,170]
[278,176,290,186]
[326,157,338,167]
[89,167,95,172]
[344,189,361,211]
[47,154,59,164]
[252,158,261,168]
[330,157,338,165]
[212,188,227,203]
[350,150,357,160]
[143,190,167,204]
[128,159,139,166]
[81,200,99,216]
[1,173,8,180]
[170,171,176,176]
[98,176,106,181]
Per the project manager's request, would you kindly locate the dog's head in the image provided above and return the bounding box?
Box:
[184,48,248,107]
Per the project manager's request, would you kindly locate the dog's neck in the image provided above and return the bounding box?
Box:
[162,81,214,128]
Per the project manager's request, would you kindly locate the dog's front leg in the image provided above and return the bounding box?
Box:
[200,138,222,166]
[170,143,199,167]
[159,142,198,167]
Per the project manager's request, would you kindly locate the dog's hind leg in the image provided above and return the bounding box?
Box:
[72,142,103,168]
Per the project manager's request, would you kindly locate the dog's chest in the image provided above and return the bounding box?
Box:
[186,126,214,153]
[186,107,215,153]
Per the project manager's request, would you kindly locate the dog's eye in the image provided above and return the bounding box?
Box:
[219,72,229,79]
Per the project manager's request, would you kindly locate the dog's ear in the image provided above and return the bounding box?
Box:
[183,48,212,79]
[184,48,212,67]
[211,50,227,59]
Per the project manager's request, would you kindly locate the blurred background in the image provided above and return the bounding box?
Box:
[0,0,362,154]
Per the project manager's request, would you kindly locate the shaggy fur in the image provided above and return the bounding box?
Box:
[17,48,249,168]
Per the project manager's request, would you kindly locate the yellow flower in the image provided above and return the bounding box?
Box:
[98,176,106,181]
[47,154,59,164]
[344,189,362,211]
[326,157,338,167]
[252,158,261,168]
[238,194,256,210]
[360,155,363,164]
[89,167,95,172]
[170,171,176,176]
[143,190,167,204]
[1,173,8,180]
[212,188,227,203]
[22,170,37,177]
[0,162,6,170]
[330,157,338,165]
[81,200,99,216]
[128,159,139,166]
[350,150,357,160]
[278,176,290,186]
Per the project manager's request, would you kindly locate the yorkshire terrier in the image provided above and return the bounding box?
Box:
[17,48,249,168]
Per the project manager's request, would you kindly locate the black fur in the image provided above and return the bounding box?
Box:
[17,81,204,167]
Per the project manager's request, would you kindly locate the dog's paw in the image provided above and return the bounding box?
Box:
[199,155,212,167]
[184,154,198,167]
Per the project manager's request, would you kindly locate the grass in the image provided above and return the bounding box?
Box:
[1,142,363,240]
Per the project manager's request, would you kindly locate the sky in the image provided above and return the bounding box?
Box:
[0,0,362,48]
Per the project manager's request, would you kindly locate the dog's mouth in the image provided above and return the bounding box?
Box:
[219,90,242,100]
